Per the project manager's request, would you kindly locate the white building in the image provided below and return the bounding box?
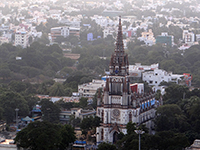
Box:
[142,68,184,88]
[182,30,195,45]
[138,29,156,46]
[78,80,106,97]
[196,34,200,42]
[15,30,30,48]
[91,15,117,28]
[186,139,200,150]
[103,28,115,38]
[129,63,159,79]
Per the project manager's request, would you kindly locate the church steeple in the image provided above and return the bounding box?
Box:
[109,16,129,76]
[115,16,124,53]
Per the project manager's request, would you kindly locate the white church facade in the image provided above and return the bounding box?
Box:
[96,17,162,144]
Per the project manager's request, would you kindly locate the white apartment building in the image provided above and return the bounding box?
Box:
[78,79,106,97]
[142,68,184,87]
[182,30,195,45]
[129,63,159,78]
[15,30,29,48]
[103,28,116,38]
[91,15,117,28]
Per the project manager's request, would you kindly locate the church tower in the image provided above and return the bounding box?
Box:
[96,16,158,144]
[96,16,132,143]
[109,16,129,76]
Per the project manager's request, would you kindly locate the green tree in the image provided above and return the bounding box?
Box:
[0,91,29,123]
[80,116,101,135]
[49,82,66,96]
[0,68,11,80]
[97,142,117,150]
[163,84,189,104]
[40,99,60,123]
[79,97,88,108]
[59,124,76,150]
[154,104,190,132]
[14,121,76,150]
[8,80,26,93]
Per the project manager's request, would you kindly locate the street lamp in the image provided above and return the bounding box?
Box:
[134,129,145,150]
[15,108,19,129]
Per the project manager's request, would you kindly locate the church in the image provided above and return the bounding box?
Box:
[96,16,162,143]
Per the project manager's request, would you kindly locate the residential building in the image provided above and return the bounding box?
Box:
[87,33,93,41]
[78,80,106,97]
[0,37,9,44]
[138,29,155,46]
[196,34,200,42]
[142,68,184,90]
[186,139,200,150]
[50,26,80,43]
[69,27,80,37]
[59,18,81,28]
[182,30,195,46]
[0,140,18,150]
[156,32,174,47]
[103,28,115,38]
[129,63,159,82]
[59,108,96,123]
[15,29,29,48]
[96,17,161,144]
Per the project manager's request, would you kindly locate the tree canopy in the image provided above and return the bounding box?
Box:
[14,121,76,150]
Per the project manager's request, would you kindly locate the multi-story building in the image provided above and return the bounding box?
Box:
[103,28,115,38]
[156,32,174,47]
[15,29,29,48]
[142,68,184,92]
[138,29,156,46]
[182,30,195,45]
[50,26,80,43]
[78,80,106,97]
[129,63,159,82]
[59,108,96,123]
[96,17,161,144]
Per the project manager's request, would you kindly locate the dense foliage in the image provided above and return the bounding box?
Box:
[97,142,117,150]
[0,42,75,81]
[14,121,76,150]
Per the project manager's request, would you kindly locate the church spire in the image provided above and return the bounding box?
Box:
[109,16,129,76]
[115,16,124,53]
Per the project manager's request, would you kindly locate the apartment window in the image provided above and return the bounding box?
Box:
[155,81,157,84]
[155,73,158,75]
[149,81,153,84]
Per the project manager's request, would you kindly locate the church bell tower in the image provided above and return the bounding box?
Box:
[96,16,131,143]
[96,17,159,145]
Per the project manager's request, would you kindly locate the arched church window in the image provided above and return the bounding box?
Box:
[101,129,104,140]
[129,112,132,122]
[101,110,104,122]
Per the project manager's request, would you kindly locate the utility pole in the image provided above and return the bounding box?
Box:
[134,129,145,150]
